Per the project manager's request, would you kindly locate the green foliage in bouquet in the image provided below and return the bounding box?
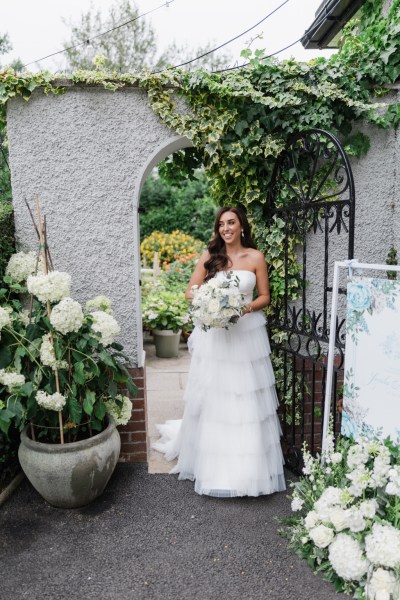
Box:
[0,251,137,444]
[141,288,189,333]
[281,425,400,599]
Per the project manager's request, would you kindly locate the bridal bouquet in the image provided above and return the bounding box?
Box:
[190,271,245,331]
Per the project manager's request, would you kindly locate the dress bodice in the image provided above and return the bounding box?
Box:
[216,270,256,303]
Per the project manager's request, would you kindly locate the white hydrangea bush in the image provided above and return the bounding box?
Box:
[0,252,136,444]
[283,424,400,598]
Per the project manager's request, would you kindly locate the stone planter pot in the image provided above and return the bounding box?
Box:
[153,329,182,358]
[18,417,120,508]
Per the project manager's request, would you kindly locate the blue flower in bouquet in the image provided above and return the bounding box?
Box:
[347,282,371,313]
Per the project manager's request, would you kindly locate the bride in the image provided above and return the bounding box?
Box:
[153,206,286,497]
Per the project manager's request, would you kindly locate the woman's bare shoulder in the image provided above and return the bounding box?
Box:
[198,250,211,265]
[247,248,266,263]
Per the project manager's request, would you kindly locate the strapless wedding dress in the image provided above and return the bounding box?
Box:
[153,270,286,497]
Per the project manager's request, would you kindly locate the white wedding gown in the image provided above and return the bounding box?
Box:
[153,270,286,497]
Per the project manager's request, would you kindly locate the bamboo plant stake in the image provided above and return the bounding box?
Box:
[35,194,64,444]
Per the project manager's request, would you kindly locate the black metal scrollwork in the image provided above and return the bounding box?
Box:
[266,129,355,472]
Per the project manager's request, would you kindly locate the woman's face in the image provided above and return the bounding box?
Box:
[218,211,241,245]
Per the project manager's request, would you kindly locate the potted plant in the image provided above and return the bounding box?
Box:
[0,209,137,508]
[142,288,189,358]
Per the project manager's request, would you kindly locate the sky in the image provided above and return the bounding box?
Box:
[0,0,335,72]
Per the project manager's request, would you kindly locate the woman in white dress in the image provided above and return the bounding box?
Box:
[153,206,286,497]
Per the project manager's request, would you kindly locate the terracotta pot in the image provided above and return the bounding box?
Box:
[18,417,120,508]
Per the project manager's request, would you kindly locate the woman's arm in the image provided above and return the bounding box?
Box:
[185,251,210,300]
[242,251,270,315]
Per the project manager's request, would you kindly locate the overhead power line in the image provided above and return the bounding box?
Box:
[214,8,336,74]
[151,0,291,73]
[21,0,174,69]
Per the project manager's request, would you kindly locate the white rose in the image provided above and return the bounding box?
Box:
[304,510,319,530]
[208,299,220,313]
[309,524,335,548]
[367,568,398,600]
[329,507,349,532]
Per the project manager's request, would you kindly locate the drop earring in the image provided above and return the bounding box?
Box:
[241,230,244,238]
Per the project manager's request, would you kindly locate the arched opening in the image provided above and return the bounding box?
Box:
[134,135,211,473]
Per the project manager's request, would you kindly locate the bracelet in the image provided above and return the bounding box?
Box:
[247,304,253,313]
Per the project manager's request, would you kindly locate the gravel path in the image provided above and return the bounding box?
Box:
[0,464,342,600]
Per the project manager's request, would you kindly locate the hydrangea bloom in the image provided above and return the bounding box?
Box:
[86,295,113,315]
[6,251,38,283]
[27,271,71,303]
[328,533,369,581]
[50,297,84,334]
[105,395,132,426]
[367,568,398,600]
[314,486,343,520]
[291,496,304,512]
[365,522,400,569]
[309,524,335,548]
[91,311,120,346]
[0,306,12,331]
[36,390,66,411]
[40,334,68,371]
[0,369,25,392]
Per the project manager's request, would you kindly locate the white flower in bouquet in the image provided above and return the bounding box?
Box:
[304,510,319,530]
[370,449,392,488]
[27,271,71,303]
[309,524,335,548]
[346,466,370,497]
[302,446,316,476]
[314,486,344,520]
[36,390,66,411]
[365,522,400,569]
[367,568,399,600]
[291,496,304,512]
[360,499,378,519]
[347,444,369,469]
[0,369,25,392]
[105,395,132,426]
[0,306,12,331]
[5,251,39,283]
[86,295,113,315]
[385,466,400,495]
[50,297,84,334]
[91,311,121,346]
[328,533,369,581]
[329,507,350,532]
[331,452,343,464]
[40,334,68,371]
[347,507,367,533]
[190,273,245,331]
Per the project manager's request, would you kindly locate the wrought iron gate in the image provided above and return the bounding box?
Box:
[265,128,355,472]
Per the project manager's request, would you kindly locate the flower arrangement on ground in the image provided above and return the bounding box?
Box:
[281,426,400,599]
[190,271,245,331]
[0,250,136,444]
[142,288,190,333]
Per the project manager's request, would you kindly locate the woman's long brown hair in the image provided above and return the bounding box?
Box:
[204,206,257,281]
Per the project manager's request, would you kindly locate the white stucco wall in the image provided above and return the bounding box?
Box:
[7,85,191,366]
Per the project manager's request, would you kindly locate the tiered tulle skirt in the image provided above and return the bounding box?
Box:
[153,311,286,497]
